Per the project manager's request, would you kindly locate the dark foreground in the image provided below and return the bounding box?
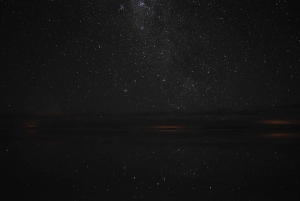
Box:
[1,126,300,200]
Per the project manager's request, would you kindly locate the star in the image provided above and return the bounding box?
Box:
[119,4,124,11]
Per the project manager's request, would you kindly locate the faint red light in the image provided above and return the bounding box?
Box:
[259,120,300,125]
[260,133,298,138]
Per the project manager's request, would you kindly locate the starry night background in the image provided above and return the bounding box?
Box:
[1,0,300,115]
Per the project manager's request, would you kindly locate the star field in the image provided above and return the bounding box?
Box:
[1,0,300,114]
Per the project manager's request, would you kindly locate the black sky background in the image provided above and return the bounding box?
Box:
[1,0,300,115]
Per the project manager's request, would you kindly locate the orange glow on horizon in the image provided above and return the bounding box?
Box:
[258,120,300,125]
[260,133,299,138]
[24,121,39,128]
[141,125,195,132]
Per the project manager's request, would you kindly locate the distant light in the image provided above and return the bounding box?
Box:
[260,120,300,125]
[261,133,298,138]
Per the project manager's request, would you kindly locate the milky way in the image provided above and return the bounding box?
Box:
[1,0,300,114]
[127,0,199,111]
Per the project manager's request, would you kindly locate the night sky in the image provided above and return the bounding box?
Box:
[1,0,300,115]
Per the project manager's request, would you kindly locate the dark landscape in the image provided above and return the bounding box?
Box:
[1,113,300,200]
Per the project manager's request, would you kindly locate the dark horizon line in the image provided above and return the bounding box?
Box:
[1,105,300,119]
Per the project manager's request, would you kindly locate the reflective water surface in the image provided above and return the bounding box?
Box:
[1,126,300,200]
